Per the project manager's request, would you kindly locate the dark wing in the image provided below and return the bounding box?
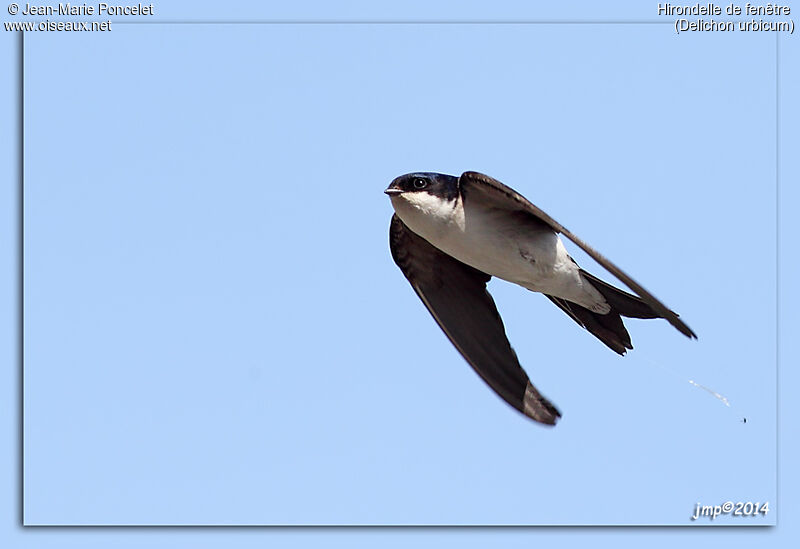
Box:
[459,171,697,339]
[389,214,560,426]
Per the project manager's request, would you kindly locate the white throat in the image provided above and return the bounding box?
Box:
[390,191,464,243]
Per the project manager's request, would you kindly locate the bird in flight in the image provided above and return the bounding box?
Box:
[385,171,696,426]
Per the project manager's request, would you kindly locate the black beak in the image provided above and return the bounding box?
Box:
[384,188,404,196]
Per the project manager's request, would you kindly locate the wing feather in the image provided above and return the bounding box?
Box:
[459,171,696,339]
[389,214,560,425]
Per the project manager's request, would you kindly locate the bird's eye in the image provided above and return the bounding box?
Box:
[413,178,428,189]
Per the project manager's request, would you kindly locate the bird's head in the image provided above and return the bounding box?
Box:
[384,172,460,203]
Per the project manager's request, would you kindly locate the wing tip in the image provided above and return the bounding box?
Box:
[523,382,562,426]
[670,316,698,340]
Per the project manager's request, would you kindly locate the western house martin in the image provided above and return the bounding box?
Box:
[385,171,696,426]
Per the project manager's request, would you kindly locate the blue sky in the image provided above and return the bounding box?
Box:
[2,0,799,546]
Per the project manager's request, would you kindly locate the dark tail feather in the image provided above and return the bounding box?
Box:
[546,295,632,355]
[579,270,660,319]
[546,270,681,354]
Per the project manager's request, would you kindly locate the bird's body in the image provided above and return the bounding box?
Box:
[391,181,609,313]
[385,171,696,426]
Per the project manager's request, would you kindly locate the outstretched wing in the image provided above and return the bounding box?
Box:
[459,171,697,339]
[389,214,560,426]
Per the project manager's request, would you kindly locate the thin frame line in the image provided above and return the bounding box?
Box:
[111,20,671,25]
[16,24,779,527]
[18,30,24,527]
[774,31,780,526]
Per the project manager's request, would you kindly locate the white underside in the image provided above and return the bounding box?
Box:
[391,191,610,313]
